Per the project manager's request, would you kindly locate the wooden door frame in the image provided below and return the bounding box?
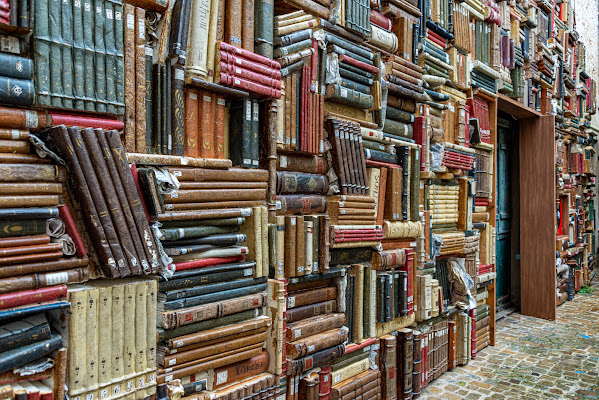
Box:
[496,95,557,320]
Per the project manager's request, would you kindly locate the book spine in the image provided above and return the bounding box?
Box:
[105,1,118,114]
[254,0,273,57]
[134,7,146,151]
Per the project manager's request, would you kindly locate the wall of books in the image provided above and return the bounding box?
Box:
[0,0,596,397]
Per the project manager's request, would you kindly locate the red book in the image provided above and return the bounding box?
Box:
[48,112,124,130]
[58,205,86,256]
[0,286,67,310]
[425,29,447,48]
[421,333,428,387]
[469,308,477,359]
[344,337,377,354]
[219,72,282,98]
[219,61,281,89]
[174,255,245,271]
[318,366,331,400]
[219,41,281,70]
[310,39,318,92]
[403,248,414,315]
[338,54,380,75]
[130,164,151,222]
[413,116,426,170]
[370,9,392,31]
[365,159,401,169]
[219,51,282,79]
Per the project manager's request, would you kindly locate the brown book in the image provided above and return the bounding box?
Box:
[123,3,136,152]
[161,326,268,355]
[135,7,146,153]
[157,347,262,383]
[286,313,346,342]
[298,373,320,400]
[209,351,268,390]
[397,328,413,399]
[168,167,269,182]
[376,167,388,225]
[0,250,63,266]
[159,331,267,367]
[291,73,297,150]
[0,183,61,195]
[331,370,380,400]
[287,287,337,309]
[214,95,226,159]
[166,200,264,210]
[448,320,457,370]
[285,216,297,278]
[179,181,267,190]
[226,0,243,47]
[185,88,200,157]
[0,164,57,182]
[380,335,397,400]
[277,152,327,174]
[0,234,51,249]
[242,0,255,51]
[287,328,347,359]
[156,208,252,222]
[384,166,402,220]
[276,195,326,214]
[0,195,61,208]
[167,317,269,349]
[198,92,214,158]
[476,316,490,330]
[412,330,422,396]
[165,188,266,203]
[0,267,89,295]
[286,300,336,323]
[287,344,344,375]
[295,216,305,276]
[160,293,266,329]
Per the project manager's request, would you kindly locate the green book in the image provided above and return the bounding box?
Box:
[0,77,34,106]
[82,0,96,111]
[48,0,63,107]
[0,219,47,238]
[165,63,172,154]
[229,98,253,168]
[72,0,85,109]
[104,0,117,113]
[326,83,374,109]
[0,54,33,79]
[363,265,371,338]
[153,63,162,154]
[114,0,125,114]
[411,147,421,221]
[254,0,274,58]
[273,38,312,58]
[94,0,107,112]
[61,0,74,109]
[34,0,50,105]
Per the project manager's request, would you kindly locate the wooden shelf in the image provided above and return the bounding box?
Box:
[0,23,30,36]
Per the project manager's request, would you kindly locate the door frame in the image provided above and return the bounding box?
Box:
[496,94,557,320]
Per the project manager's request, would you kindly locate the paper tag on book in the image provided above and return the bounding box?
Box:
[46,271,69,285]
[138,18,145,38]
[216,371,228,385]
[340,88,348,98]
[24,110,37,129]
[288,296,295,308]
[106,8,113,19]
[126,13,134,30]
[293,329,301,339]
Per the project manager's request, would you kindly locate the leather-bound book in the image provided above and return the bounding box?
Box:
[242,0,255,51]
[284,216,297,278]
[219,71,282,97]
[287,344,345,375]
[0,285,67,310]
[199,91,214,158]
[0,333,62,374]
[295,216,305,276]
[288,287,336,309]
[287,328,347,359]
[208,351,269,390]
[412,330,422,397]
[160,292,266,329]
[286,300,337,323]
[184,88,199,157]
[254,0,273,58]
[319,214,330,272]
[276,195,326,214]
[229,98,253,168]
[213,94,227,158]
[226,0,243,47]
[0,267,89,295]
[298,373,320,400]
[168,0,191,65]
[172,64,186,156]
[380,335,397,400]
[384,166,403,220]
[286,313,345,342]
[0,314,51,351]
[276,172,328,195]
[397,328,413,399]
[218,61,282,89]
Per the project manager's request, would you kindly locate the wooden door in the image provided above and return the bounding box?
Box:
[495,116,514,306]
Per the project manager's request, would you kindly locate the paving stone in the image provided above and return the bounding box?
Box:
[419,278,599,399]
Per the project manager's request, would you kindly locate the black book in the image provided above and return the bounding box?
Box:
[163,277,268,301]
[0,333,62,374]
[0,314,51,351]
[164,283,267,310]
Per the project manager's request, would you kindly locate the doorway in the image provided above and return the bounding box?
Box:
[495,112,521,313]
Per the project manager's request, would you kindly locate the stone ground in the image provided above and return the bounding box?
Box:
[420,277,599,400]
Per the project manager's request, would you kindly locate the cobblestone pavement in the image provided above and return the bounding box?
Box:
[420,278,599,400]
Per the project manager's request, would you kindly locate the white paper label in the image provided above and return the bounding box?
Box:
[203,95,211,102]
[106,8,113,19]
[96,5,101,13]
[25,110,37,128]
[46,271,69,285]
[288,296,295,308]
[308,344,315,352]
[189,93,197,100]
[126,14,134,30]
[280,155,287,168]
[138,18,145,38]
[294,329,301,339]
[84,2,90,11]
[217,98,225,106]
[115,11,121,20]
[145,46,153,56]
[169,359,176,366]
[340,88,348,98]
[243,268,253,276]
[291,218,296,225]
[216,371,228,385]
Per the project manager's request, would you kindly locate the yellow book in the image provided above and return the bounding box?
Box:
[123,284,136,378]
[97,286,113,387]
[86,287,99,391]
[135,281,147,374]
[111,283,125,382]
[67,286,88,395]
[261,205,269,277]
[331,358,369,387]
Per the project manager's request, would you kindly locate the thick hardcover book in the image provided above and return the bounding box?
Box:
[184,88,199,157]
[286,313,346,342]
[0,285,67,310]
[276,172,328,194]
[160,292,266,329]
[380,335,397,400]
[397,328,413,398]
[209,351,268,390]
[0,333,62,374]
[0,314,51,351]
[325,84,374,109]
[254,0,273,57]
[287,344,345,375]
[199,91,214,158]
[286,300,337,323]
[276,195,326,214]
[0,77,34,106]
[229,98,253,168]
[287,328,347,359]
[287,287,337,309]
